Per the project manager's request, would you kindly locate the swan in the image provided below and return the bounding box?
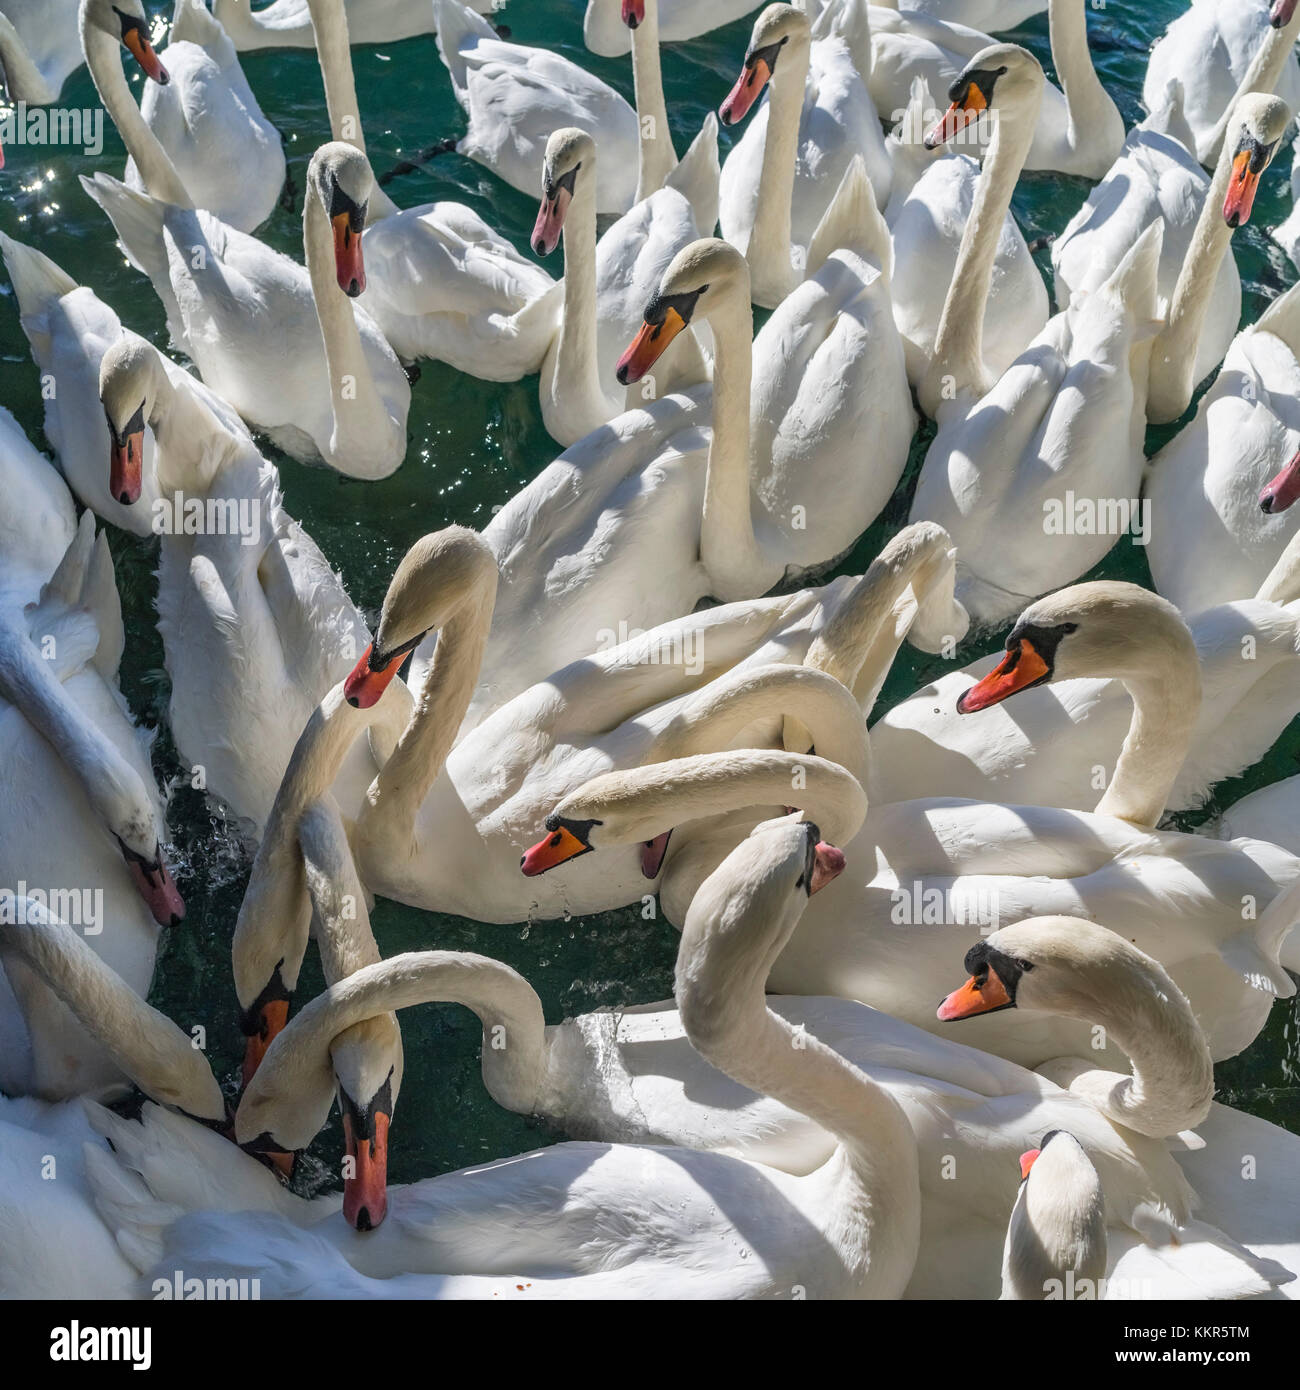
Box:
[0,232,251,537]
[1000,1132,1108,1300]
[303,0,561,379]
[81,141,411,479]
[105,816,929,1298]
[432,0,641,215]
[583,0,761,55]
[530,585,1300,1073]
[459,217,916,727]
[332,523,964,920]
[0,0,82,106]
[79,0,283,236]
[212,0,493,50]
[1270,153,1300,270]
[1143,0,1300,167]
[717,2,893,307]
[866,0,1123,178]
[1053,82,1245,397]
[908,47,1162,624]
[95,331,387,836]
[869,560,1300,814]
[529,123,716,446]
[1145,280,1300,614]
[888,0,1046,31]
[0,511,184,1098]
[1145,94,1291,424]
[885,76,1048,385]
[0,403,77,612]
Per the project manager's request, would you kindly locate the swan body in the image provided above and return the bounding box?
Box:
[1144,0,1300,166]
[81,144,411,479]
[433,0,641,215]
[212,0,494,49]
[894,0,1046,28]
[583,0,761,55]
[1052,85,1240,394]
[719,3,893,307]
[0,0,83,104]
[1271,156,1300,269]
[1145,283,1300,614]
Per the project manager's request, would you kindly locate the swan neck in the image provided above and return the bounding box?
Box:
[747,37,809,294]
[1203,7,1300,161]
[1093,669,1200,828]
[631,0,675,200]
[82,20,192,208]
[1048,0,1114,151]
[554,172,603,415]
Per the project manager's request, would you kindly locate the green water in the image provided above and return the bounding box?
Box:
[3,0,1298,1191]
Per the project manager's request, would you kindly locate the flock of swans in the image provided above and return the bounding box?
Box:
[3,0,1300,1302]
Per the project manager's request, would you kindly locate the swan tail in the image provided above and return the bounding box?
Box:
[1220,873,1300,999]
[667,113,721,238]
[79,173,170,285]
[170,0,229,51]
[1110,1218,1295,1300]
[38,509,97,612]
[894,75,935,149]
[81,1138,178,1277]
[433,0,496,99]
[1144,78,1198,154]
[1255,278,1300,359]
[806,155,892,282]
[86,528,126,682]
[0,232,78,359]
[810,0,872,83]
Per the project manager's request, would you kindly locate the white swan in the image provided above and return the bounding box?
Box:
[0,0,82,105]
[212,0,493,50]
[0,231,249,536]
[96,331,385,836]
[1145,280,1300,614]
[908,46,1161,624]
[304,0,561,378]
[529,123,716,446]
[126,0,284,234]
[889,0,1046,30]
[1001,1133,1108,1299]
[718,2,893,307]
[1053,81,1243,398]
[1145,94,1290,424]
[0,511,184,1098]
[867,0,1123,178]
[1270,153,1300,269]
[1143,0,1300,166]
[461,215,916,727]
[885,76,1048,385]
[869,561,1300,814]
[433,0,641,215]
[81,141,410,479]
[583,0,761,55]
[532,585,1300,1073]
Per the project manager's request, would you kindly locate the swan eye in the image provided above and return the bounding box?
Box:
[1061,622,1079,635]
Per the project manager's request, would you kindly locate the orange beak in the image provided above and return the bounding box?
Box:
[343,642,402,709]
[241,998,290,1088]
[1261,448,1300,514]
[343,1110,390,1231]
[109,428,145,505]
[937,965,1012,1021]
[616,307,686,385]
[332,211,366,296]
[1019,1147,1041,1180]
[925,84,987,148]
[267,1148,296,1179]
[1224,149,1264,229]
[956,638,1050,713]
[720,55,773,125]
[520,824,593,876]
[123,26,169,85]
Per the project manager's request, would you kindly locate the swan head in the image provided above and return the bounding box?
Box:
[532,127,593,257]
[1260,444,1300,513]
[955,581,1195,715]
[99,331,164,506]
[678,817,840,1047]
[719,4,808,127]
[924,43,1042,150]
[82,0,169,84]
[1272,0,1297,28]
[616,238,747,385]
[331,1021,404,1232]
[308,142,373,298]
[622,0,646,28]
[1222,94,1290,229]
[1002,1130,1107,1300]
[344,526,497,708]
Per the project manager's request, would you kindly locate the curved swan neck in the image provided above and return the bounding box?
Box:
[746,32,810,299]
[1146,129,1240,420]
[307,0,399,219]
[0,15,53,103]
[302,187,393,461]
[81,12,192,208]
[647,665,870,785]
[927,96,1040,409]
[699,283,761,602]
[631,0,675,201]
[0,909,225,1120]
[1048,0,1118,157]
